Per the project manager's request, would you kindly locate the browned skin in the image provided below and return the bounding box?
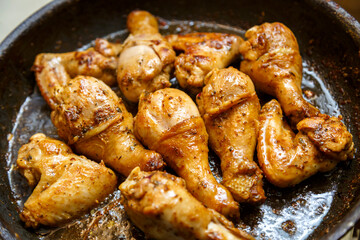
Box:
[239,22,319,127]
[197,67,265,203]
[166,32,242,94]
[134,88,239,218]
[51,75,164,176]
[117,10,176,102]
[33,38,122,109]
[120,167,254,240]
[240,22,355,187]
[257,99,354,188]
[17,133,117,228]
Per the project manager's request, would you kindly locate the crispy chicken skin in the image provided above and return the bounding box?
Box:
[240,22,354,187]
[134,88,239,218]
[197,67,265,203]
[51,75,164,176]
[33,38,122,109]
[239,22,319,126]
[257,100,354,188]
[17,133,117,228]
[119,167,254,240]
[166,32,242,94]
[117,11,176,102]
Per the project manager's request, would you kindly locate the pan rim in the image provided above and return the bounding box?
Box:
[0,0,359,239]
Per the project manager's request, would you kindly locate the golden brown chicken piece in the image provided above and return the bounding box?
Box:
[239,22,319,126]
[197,67,265,203]
[33,38,122,109]
[117,10,176,102]
[17,133,117,228]
[134,88,239,218]
[257,99,354,188]
[51,75,164,176]
[119,167,254,240]
[166,32,242,94]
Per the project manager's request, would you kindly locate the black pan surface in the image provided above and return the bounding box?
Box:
[1,0,360,239]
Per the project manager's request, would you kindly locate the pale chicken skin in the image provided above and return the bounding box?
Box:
[257,100,354,187]
[51,75,164,176]
[134,88,239,218]
[17,133,117,228]
[117,10,176,102]
[197,67,265,203]
[166,32,242,94]
[119,167,254,240]
[33,38,122,109]
[239,22,319,126]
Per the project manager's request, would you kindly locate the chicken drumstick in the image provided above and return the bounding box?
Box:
[166,32,242,95]
[51,75,164,176]
[33,38,122,109]
[239,22,319,126]
[117,10,176,102]
[134,88,239,218]
[197,67,265,203]
[120,167,254,240]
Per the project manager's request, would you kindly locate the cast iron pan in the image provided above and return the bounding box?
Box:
[1,0,360,239]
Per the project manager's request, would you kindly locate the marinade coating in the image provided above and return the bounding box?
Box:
[120,167,254,240]
[197,67,265,203]
[134,88,239,218]
[17,133,117,228]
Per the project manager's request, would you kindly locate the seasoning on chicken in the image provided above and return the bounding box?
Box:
[134,88,239,218]
[166,32,242,94]
[17,133,117,228]
[51,75,164,176]
[197,67,265,203]
[33,38,122,109]
[257,99,354,188]
[119,167,254,240]
[117,10,176,102]
[239,22,354,187]
[239,22,319,127]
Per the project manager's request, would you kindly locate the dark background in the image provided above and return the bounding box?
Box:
[334,0,360,21]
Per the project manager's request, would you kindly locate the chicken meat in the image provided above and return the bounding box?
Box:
[257,99,354,187]
[51,75,164,176]
[166,32,242,94]
[197,67,265,203]
[117,10,176,102]
[239,22,319,126]
[119,167,254,240]
[17,133,117,228]
[33,38,122,109]
[134,88,239,218]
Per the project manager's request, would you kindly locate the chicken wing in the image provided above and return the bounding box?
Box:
[17,133,117,228]
[33,38,122,109]
[166,32,242,94]
[239,22,319,126]
[257,99,354,188]
[134,88,239,218]
[119,167,254,240]
[197,67,265,203]
[51,75,164,176]
[117,10,176,102]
